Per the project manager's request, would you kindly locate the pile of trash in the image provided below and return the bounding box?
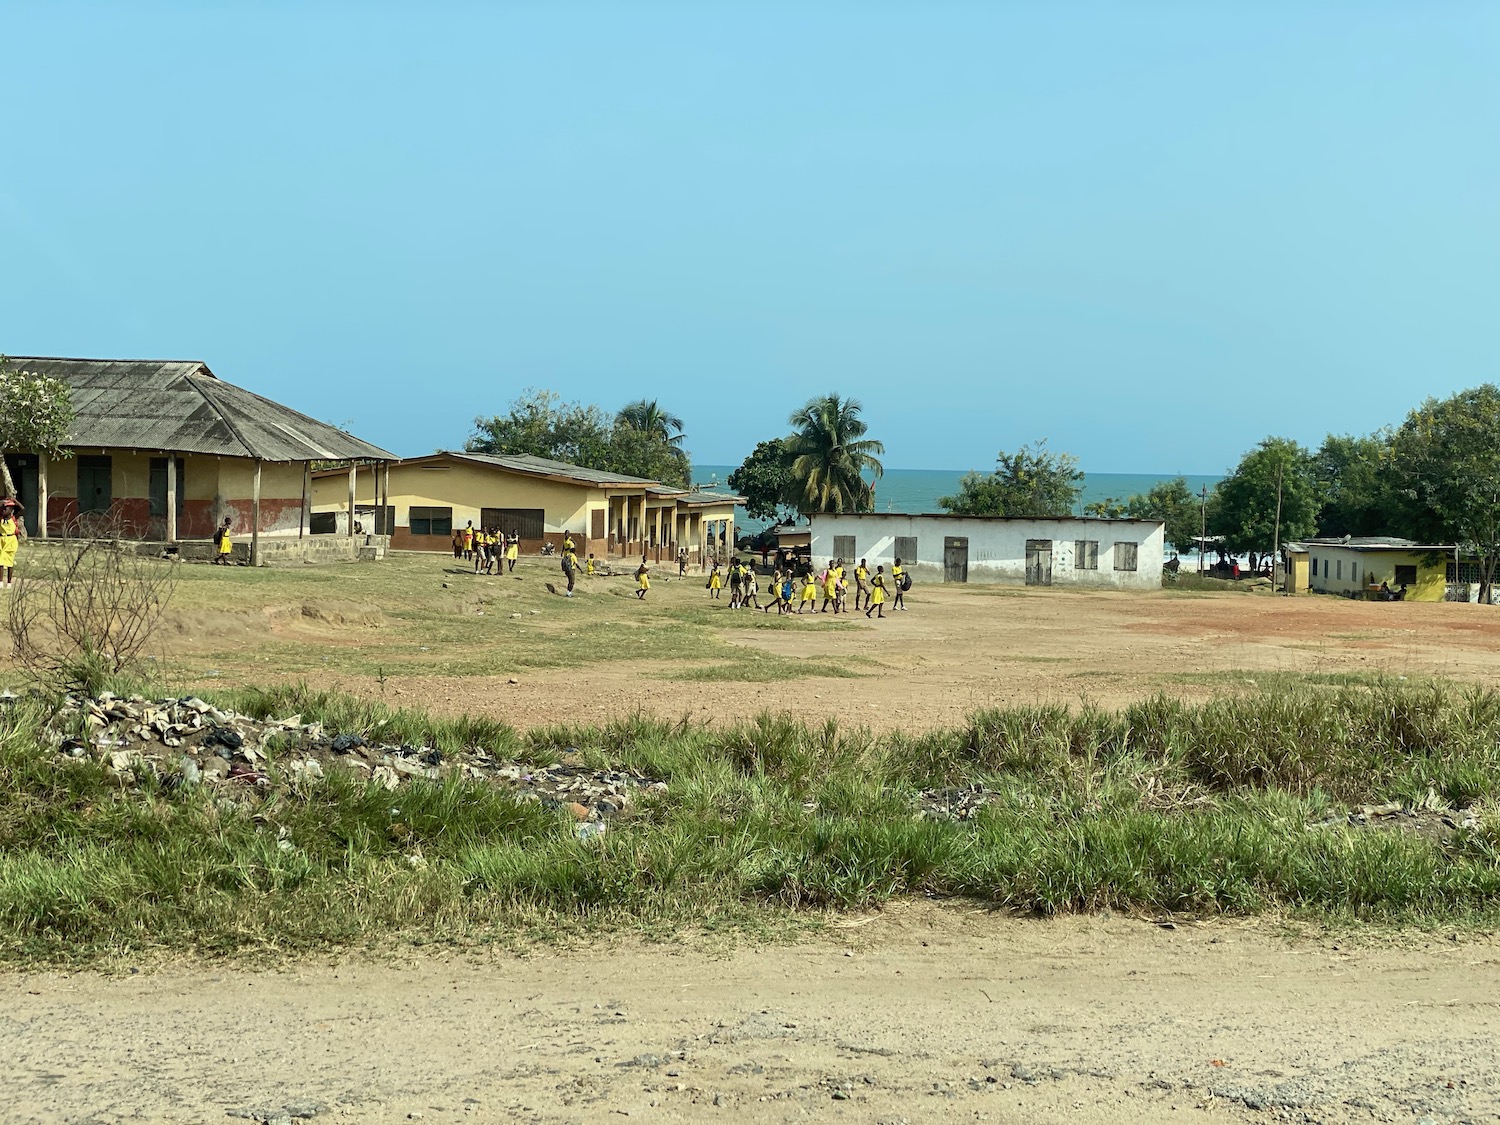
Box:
[47,692,663,826]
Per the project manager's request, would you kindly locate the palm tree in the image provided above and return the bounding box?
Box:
[784,394,885,514]
[615,399,686,448]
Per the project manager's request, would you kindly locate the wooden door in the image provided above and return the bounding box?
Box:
[591,508,605,542]
[943,536,968,583]
[1025,539,1053,586]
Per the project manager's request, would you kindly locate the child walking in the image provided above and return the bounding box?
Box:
[635,560,650,600]
[866,567,887,619]
[707,562,722,599]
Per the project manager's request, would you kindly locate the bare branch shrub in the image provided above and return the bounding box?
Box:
[7,512,178,692]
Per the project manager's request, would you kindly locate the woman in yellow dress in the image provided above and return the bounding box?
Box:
[635,560,650,600]
[0,499,22,587]
[866,566,887,619]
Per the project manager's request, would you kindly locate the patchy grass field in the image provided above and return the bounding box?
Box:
[10,550,1499,735]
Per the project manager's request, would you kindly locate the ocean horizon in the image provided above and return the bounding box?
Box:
[693,466,1221,529]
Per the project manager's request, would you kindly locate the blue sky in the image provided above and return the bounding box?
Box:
[3,2,1496,474]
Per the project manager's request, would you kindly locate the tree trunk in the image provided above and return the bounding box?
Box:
[1481,553,1496,607]
[0,452,13,500]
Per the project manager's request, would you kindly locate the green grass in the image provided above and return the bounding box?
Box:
[3,680,1500,963]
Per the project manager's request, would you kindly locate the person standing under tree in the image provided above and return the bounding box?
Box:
[0,499,23,587]
[212,517,234,566]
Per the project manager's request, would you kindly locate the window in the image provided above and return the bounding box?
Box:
[77,455,112,514]
[1074,540,1099,570]
[1448,561,1484,583]
[833,535,857,561]
[482,508,544,538]
[408,506,453,536]
[894,536,918,564]
[1394,564,1417,588]
[1113,542,1138,572]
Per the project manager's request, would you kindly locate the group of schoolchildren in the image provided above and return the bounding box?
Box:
[707,556,909,619]
[453,522,521,575]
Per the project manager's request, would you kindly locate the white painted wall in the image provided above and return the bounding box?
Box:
[808,514,1165,590]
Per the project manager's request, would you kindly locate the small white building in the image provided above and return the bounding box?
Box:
[807,513,1165,590]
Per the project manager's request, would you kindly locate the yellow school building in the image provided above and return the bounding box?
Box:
[312,451,740,563]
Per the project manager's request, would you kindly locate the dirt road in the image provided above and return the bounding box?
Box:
[6,905,1496,1125]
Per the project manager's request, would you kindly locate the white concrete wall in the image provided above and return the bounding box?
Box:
[808,514,1165,590]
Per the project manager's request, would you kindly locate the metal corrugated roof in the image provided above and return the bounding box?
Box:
[9,357,395,462]
[676,491,745,506]
[437,450,668,487]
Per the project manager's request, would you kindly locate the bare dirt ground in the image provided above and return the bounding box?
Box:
[5,904,1497,1125]
[9,562,1500,1125]
[308,575,1500,734]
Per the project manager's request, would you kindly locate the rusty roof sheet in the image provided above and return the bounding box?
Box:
[9,357,395,462]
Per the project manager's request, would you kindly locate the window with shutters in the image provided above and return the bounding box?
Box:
[894,536,918,564]
[408,506,453,536]
[1074,540,1099,570]
[483,508,545,538]
[833,535,856,561]
[1113,542,1138,571]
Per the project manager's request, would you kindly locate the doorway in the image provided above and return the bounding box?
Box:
[943,536,969,583]
[1025,539,1053,586]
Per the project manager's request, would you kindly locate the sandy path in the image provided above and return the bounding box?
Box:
[5,905,1497,1124]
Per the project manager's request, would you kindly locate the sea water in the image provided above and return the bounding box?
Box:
[693,465,1221,528]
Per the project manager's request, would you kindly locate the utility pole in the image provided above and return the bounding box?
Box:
[1198,484,1208,575]
[1271,463,1284,594]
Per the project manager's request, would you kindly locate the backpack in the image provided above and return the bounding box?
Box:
[900,573,912,592]
[212,527,224,546]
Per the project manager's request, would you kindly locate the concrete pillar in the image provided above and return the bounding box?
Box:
[165,455,178,543]
[250,460,262,566]
[347,463,357,538]
[37,453,48,540]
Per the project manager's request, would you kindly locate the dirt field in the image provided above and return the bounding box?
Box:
[9,557,1500,1125]
[119,555,1500,734]
[5,904,1497,1125]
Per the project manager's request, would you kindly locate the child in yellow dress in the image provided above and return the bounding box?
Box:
[0,499,21,587]
[635,561,650,600]
[799,572,818,614]
[866,567,887,619]
[708,563,722,599]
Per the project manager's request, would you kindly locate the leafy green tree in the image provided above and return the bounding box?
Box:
[615,399,686,448]
[1083,497,1128,519]
[466,389,691,488]
[467,389,610,462]
[1209,437,1320,554]
[784,394,885,514]
[0,356,75,500]
[938,440,1082,517]
[603,424,692,489]
[1391,385,1500,604]
[1124,476,1201,554]
[728,438,796,522]
[1313,431,1404,538]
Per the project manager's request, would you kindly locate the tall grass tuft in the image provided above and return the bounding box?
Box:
[4,680,1500,962]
